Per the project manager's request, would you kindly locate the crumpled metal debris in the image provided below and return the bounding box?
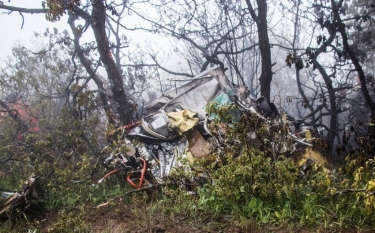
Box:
[0,175,37,218]
[99,65,330,189]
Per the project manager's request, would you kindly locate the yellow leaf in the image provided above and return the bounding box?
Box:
[366,180,375,191]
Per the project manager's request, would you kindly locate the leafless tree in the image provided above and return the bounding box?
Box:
[124,0,261,88]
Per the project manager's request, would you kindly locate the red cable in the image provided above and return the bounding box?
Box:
[127,172,139,189]
[138,158,146,189]
[97,169,120,184]
[124,121,141,131]
[107,121,140,140]
[126,158,147,189]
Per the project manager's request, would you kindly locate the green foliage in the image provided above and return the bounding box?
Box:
[0,40,137,213]
[198,151,297,223]
[206,101,292,159]
[195,103,375,229]
[159,187,199,216]
[88,175,133,204]
[46,0,81,22]
[206,102,239,124]
[197,147,375,228]
[48,210,92,233]
[0,99,105,212]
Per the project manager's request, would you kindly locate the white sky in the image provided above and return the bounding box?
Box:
[0,0,69,58]
[0,1,173,65]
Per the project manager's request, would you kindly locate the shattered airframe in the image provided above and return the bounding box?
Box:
[99,65,330,189]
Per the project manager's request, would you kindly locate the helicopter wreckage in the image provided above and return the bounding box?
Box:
[98,65,330,189]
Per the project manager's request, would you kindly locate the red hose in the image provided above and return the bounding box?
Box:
[107,121,141,137]
[127,172,138,189]
[124,121,141,131]
[97,169,120,184]
[138,158,146,189]
[126,158,147,189]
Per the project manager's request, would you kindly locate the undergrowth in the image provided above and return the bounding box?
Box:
[2,103,375,231]
[192,102,375,229]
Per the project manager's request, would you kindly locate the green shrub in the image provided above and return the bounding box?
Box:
[48,210,92,233]
[196,103,375,229]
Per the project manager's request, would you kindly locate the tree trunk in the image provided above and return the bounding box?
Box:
[331,0,375,122]
[312,29,339,152]
[314,61,338,148]
[91,0,133,125]
[245,0,273,100]
[68,14,116,125]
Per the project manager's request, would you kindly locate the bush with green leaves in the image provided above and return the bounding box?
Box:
[0,90,110,211]
[48,210,92,233]
[195,102,375,229]
[199,149,375,227]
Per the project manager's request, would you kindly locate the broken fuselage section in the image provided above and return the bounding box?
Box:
[100,66,329,189]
